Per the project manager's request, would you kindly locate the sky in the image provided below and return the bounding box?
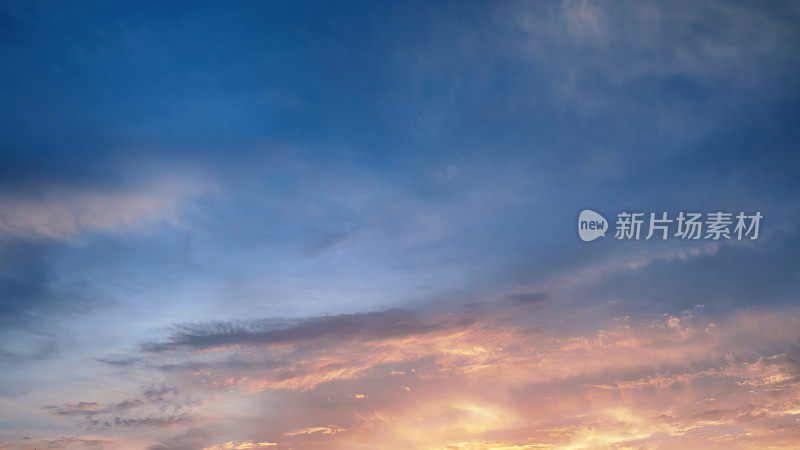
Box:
[1,0,800,448]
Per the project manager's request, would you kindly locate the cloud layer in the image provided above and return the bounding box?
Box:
[12,300,796,449]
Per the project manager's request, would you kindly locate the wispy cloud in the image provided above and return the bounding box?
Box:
[0,435,128,449]
[502,0,800,112]
[0,175,208,240]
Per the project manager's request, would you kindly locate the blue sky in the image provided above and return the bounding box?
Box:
[1,1,800,449]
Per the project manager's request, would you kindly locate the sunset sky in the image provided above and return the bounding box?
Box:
[1,1,800,449]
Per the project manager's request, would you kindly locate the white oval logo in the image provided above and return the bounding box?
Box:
[578,209,607,241]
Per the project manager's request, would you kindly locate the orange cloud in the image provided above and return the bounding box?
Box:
[19,303,800,449]
[284,426,347,437]
[204,441,277,449]
[123,303,799,448]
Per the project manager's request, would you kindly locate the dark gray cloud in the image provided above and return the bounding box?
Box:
[111,414,196,429]
[142,308,476,353]
[44,385,198,435]
[92,356,144,367]
[45,401,102,417]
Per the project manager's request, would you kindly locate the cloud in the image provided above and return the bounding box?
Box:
[0,175,207,241]
[43,300,793,448]
[502,0,800,112]
[45,401,103,416]
[204,442,277,449]
[141,308,469,354]
[43,385,201,436]
[0,435,119,449]
[109,414,196,429]
[284,426,346,437]
[146,428,215,450]
[45,387,184,417]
